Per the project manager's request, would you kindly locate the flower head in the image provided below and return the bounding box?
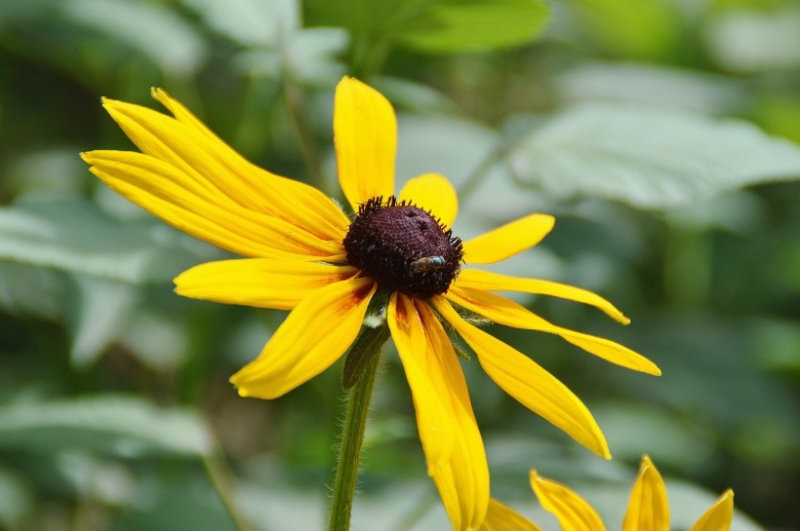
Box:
[482,455,735,531]
[82,77,660,531]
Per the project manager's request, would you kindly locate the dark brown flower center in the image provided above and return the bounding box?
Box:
[343,196,463,298]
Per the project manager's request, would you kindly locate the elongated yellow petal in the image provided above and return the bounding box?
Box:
[433,297,610,458]
[174,259,358,310]
[480,499,543,531]
[689,490,734,531]
[83,151,347,261]
[389,294,489,531]
[398,173,458,229]
[230,277,376,398]
[456,269,630,325]
[103,94,349,241]
[462,214,554,265]
[530,470,606,531]
[388,293,456,469]
[334,76,396,210]
[623,455,670,531]
[446,286,661,375]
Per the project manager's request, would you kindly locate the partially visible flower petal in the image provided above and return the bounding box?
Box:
[82,151,347,261]
[102,95,350,240]
[334,76,396,210]
[446,286,661,376]
[230,277,376,399]
[530,470,606,531]
[456,269,630,325]
[175,259,358,310]
[480,499,543,531]
[398,173,458,229]
[462,214,554,265]
[389,294,489,531]
[623,455,670,531]
[689,490,734,531]
[433,297,610,458]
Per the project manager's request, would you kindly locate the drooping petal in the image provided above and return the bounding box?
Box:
[530,470,606,531]
[433,297,610,458]
[174,259,358,310]
[623,455,670,531]
[689,490,734,531]
[456,269,630,325]
[334,76,396,210]
[480,499,543,531]
[446,286,661,376]
[230,277,376,399]
[462,214,554,265]
[103,94,350,240]
[82,151,347,261]
[398,173,458,229]
[389,294,489,531]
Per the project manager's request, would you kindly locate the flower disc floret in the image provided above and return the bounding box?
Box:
[344,196,463,299]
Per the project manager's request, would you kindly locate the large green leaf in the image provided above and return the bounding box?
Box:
[305,0,550,53]
[0,396,214,458]
[62,0,207,76]
[507,103,800,209]
[398,0,550,53]
[0,197,205,284]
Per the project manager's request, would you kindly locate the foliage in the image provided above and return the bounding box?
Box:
[1,0,799,529]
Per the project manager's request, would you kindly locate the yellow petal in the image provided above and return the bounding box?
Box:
[433,297,610,458]
[456,269,630,325]
[389,294,489,531]
[82,151,346,261]
[334,77,396,210]
[623,455,670,531]
[480,499,543,531]
[398,173,458,229]
[102,94,349,241]
[689,490,734,531]
[462,214,554,265]
[530,470,606,531]
[174,259,358,310]
[230,277,376,398]
[446,286,661,376]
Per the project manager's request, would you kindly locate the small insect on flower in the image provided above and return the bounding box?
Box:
[411,255,447,272]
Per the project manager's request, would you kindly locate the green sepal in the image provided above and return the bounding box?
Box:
[342,323,390,389]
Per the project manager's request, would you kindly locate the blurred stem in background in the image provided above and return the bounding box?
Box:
[203,452,252,531]
[282,75,327,194]
[664,223,712,308]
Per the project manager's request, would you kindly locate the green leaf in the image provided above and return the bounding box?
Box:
[508,103,800,209]
[0,396,214,457]
[0,465,31,530]
[62,0,207,76]
[704,6,800,73]
[398,0,551,53]
[0,197,205,284]
[305,0,550,54]
[68,275,140,369]
[566,0,683,61]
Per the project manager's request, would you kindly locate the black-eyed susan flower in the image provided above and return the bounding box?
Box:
[82,77,660,531]
[481,455,735,531]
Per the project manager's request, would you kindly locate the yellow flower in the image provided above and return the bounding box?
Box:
[82,77,660,531]
[482,456,735,531]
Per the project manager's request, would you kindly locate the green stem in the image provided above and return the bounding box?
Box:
[456,146,503,204]
[202,453,253,531]
[282,77,327,193]
[328,330,386,531]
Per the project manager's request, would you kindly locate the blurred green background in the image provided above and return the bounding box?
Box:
[1,0,799,530]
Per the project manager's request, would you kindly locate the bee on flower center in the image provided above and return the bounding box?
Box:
[410,255,447,272]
